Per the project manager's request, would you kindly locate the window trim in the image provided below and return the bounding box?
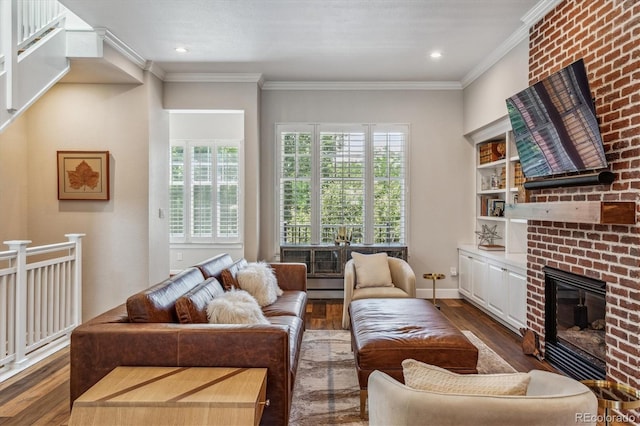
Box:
[170,138,244,245]
[274,122,410,255]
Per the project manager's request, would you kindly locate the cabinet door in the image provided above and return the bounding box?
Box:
[470,257,488,306]
[458,254,472,297]
[281,248,311,272]
[507,270,527,330]
[311,248,343,277]
[487,263,507,317]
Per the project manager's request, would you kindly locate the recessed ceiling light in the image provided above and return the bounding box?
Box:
[175,47,188,53]
[430,51,442,59]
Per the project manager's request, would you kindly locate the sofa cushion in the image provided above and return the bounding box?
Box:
[352,252,394,288]
[175,277,225,324]
[402,359,531,396]
[268,315,305,385]
[126,267,205,323]
[206,289,270,325]
[262,291,307,318]
[220,258,249,290]
[193,253,234,281]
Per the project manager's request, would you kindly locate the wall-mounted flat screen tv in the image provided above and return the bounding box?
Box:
[506,59,608,180]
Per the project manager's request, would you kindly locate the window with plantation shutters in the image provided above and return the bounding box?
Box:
[319,126,366,244]
[372,125,407,244]
[170,140,242,244]
[279,126,313,244]
[170,145,186,239]
[277,123,408,246]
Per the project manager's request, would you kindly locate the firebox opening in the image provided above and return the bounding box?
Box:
[544,266,606,380]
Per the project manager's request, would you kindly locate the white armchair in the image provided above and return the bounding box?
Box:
[368,369,598,426]
[341,256,416,329]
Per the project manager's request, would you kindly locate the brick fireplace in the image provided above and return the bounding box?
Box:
[526,0,639,398]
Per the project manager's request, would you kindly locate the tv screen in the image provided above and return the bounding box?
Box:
[506,59,608,180]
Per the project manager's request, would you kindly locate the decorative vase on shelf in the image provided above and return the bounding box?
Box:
[490,172,500,190]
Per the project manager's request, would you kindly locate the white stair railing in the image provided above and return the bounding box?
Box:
[17,0,64,51]
[0,234,84,382]
[1,0,68,126]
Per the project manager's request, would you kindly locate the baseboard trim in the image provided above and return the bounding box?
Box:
[416,288,462,300]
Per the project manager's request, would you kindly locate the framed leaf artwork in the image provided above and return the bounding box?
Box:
[57,151,110,200]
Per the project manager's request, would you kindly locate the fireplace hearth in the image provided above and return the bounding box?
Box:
[544,266,606,380]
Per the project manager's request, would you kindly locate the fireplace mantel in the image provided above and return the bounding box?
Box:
[505,201,636,224]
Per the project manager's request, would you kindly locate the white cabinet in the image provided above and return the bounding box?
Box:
[470,257,488,305]
[458,254,472,297]
[458,247,527,333]
[506,270,527,330]
[487,263,508,317]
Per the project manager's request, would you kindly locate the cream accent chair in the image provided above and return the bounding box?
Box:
[341,256,416,329]
[368,369,598,426]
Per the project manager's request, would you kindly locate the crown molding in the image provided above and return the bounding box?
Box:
[460,0,563,88]
[261,81,462,91]
[144,61,166,81]
[94,28,147,70]
[460,25,529,88]
[464,115,511,144]
[163,73,264,84]
[521,0,563,27]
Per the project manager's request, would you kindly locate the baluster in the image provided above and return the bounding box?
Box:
[15,0,23,44]
[55,262,61,332]
[6,274,15,356]
[41,266,47,339]
[47,264,53,338]
[34,267,41,343]
[0,276,7,360]
[35,0,40,35]
[60,260,67,328]
[31,0,36,38]
[25,0,32,40]
[26,269,33,345]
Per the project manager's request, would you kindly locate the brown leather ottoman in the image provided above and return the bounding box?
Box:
[349,298,478,418]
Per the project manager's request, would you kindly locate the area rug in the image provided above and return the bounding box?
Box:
[289,329,515,426]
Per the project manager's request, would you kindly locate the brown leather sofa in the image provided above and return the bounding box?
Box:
[70,254,307,426]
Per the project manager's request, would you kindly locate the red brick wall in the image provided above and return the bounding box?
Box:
[527,0,639,393]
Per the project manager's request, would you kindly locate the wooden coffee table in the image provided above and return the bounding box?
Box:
[69,366,268,426]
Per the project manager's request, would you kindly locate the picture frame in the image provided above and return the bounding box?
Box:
[489,199,505,217]
[57,151,110,200]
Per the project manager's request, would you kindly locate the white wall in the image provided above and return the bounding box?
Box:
[260,89,473,295]
[168,111,245,270]
[24,82,153,320]
[164,82,261,261]
[147,72,171,285]
[463,39,529,134]
[169,111,244,139]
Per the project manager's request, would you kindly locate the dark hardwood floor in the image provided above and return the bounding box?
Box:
[0,298,618,425]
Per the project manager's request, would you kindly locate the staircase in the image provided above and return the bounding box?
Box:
[0,0,68,132]
[0,0,145,133]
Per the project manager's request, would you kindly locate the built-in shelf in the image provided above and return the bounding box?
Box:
[505,201,636,225]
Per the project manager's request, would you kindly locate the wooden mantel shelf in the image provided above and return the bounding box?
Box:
[505,201,637,224]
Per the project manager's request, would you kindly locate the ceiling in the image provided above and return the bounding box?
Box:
[58,0,551,85]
